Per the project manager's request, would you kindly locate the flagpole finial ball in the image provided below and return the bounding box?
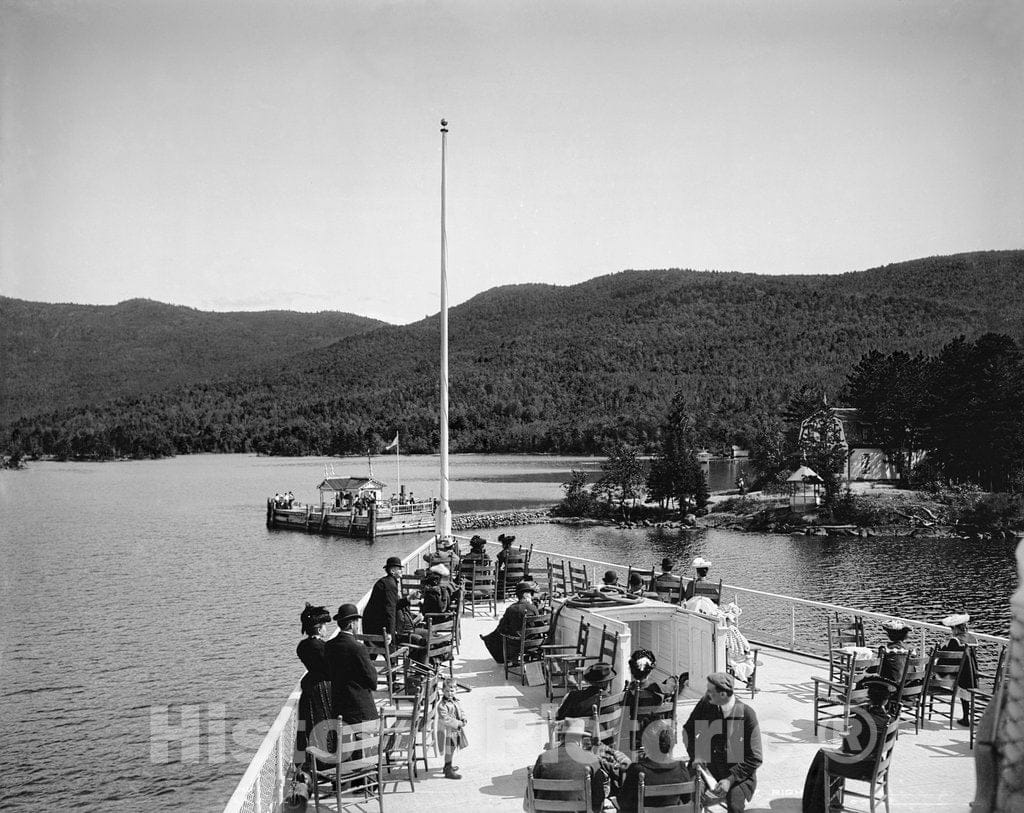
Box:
[440,119,448,131]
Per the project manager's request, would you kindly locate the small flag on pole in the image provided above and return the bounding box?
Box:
[385,433,399,451]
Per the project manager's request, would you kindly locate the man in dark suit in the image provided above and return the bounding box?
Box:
[324,603,378,723]
[362,556,403,641]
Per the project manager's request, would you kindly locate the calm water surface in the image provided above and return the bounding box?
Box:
[0,454,1015,812]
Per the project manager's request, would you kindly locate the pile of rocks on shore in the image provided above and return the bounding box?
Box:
[452,509,552,531]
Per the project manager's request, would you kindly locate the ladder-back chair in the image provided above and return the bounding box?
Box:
[921,648,968,729]
[636,770,702,813]
[892,654,929,735]
[590,689,627,749]
[463,562,498,617]
[525,765,594,813]
[812,652,879,736]
[547,558,568,597]
[626,677,678,759]
[567,560,591,593]
[306,717,385,813]
[969,645,1007,748]
[504,611,552,684]
[541,616,597,700]
[822,718,900,813]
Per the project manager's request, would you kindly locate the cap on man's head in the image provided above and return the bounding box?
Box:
[707,672,734,692]
[384,556,404,570]
[603,570,619,584]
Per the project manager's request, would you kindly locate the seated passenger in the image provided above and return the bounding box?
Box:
[421,566,453,617]
[557,662,615,720]
[876,619,917,683]
[801,676,895,812]
[480,580,538,663]
[654,558,682,593]
[531,717,607,813]
[721,602,755,682]
[683,557,714,601]
[627,572,646,595]
[625,649,675,741]
[617,727,692,812]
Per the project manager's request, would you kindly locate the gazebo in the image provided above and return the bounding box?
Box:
[787,465,824,512]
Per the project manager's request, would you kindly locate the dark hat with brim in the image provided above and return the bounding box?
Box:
[707,671,734,692]
[384,556,404,570]
[333,603,361,624]
[661,558,674,571]
[582,662,616,685]
[515,580,539,596]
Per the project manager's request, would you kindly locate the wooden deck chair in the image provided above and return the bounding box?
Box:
[921,647,968,729]
[463,561,498,617]
[812,652,879,736]
[822,718,899,813]
[352,632,406,703]
[385,665,438,776]
[504,612,552,684]
[685,577,722,605]
[567,560,591,593]
[306,717,384,813]
[541,616,597,700]
[969,645,1007,748]
[827,613,868,682]
[525,765,593,813]
[502,549,529,600]
[627,565,656,594]
[637,769,702,813]
[892,654,928,735]
[400,573,424,612]
[652,570,685,604]
[547,558,568,596]
[626,677,678,759]
[423,617,456,680]
[590,689,627,749]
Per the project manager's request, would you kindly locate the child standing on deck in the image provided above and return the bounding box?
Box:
[436,678,468,779]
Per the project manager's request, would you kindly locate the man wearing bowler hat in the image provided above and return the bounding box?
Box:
[324,603,378,723]
[362,556,403,643]
[683,671,762,812]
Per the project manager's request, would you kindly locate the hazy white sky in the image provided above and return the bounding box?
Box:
[2,0,1022,324]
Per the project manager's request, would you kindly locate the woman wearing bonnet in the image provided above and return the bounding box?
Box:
[295,603,333,764]
[941,612,978,726]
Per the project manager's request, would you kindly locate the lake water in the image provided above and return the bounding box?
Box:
[0,454,1016,812]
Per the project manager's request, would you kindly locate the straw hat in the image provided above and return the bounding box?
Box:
[692,557,712,569]
[942,613,970,628]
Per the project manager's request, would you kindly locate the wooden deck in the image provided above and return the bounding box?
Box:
[317,603,976,812]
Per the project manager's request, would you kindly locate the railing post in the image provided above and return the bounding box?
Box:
[791,603,796,648]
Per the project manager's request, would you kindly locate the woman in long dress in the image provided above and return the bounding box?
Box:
[941,612,978,726]
[295,603,333,764]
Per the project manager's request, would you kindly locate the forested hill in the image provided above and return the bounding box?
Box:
[0,297,384,420]
[4,250,1023,458]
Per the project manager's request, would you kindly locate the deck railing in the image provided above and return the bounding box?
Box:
[525,546,1009,667]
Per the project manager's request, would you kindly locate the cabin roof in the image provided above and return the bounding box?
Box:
[317,476,387,491]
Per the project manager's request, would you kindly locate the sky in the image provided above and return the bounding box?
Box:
[1,0,1022,325]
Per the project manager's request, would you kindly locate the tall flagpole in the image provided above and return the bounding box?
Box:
[437,118,452,542]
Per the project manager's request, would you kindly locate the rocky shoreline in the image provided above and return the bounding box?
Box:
[452,509,553,531]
